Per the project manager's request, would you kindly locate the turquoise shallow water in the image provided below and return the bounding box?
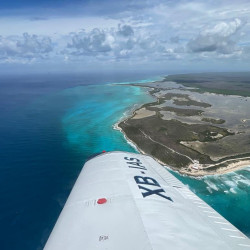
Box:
[0,74,161,250]
[61,83,155,154]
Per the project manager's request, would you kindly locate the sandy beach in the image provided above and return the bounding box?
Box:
[179,159,250,177]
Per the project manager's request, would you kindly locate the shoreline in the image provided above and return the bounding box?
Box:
[178,159,250,177]
[114,80,250,177]
[113,84,157,153]
[114,113,177,172]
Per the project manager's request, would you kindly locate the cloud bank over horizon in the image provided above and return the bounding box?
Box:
[0,0,250,73]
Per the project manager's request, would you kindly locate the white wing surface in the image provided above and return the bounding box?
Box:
[45,151,250,250]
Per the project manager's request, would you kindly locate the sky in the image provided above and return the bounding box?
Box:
[0,0,250,73]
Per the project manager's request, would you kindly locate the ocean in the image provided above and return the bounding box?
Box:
[0,73,249,249]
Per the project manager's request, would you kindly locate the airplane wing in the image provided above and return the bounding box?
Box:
[44,151,250,250]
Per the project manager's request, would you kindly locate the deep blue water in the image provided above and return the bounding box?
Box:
[0,72,158,250]
[0,73,249,250]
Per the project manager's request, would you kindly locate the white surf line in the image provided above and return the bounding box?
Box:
[138,128,194,163]
[207,156,250,168]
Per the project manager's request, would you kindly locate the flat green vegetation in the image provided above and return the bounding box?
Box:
[164,72,250,97]
[119,115,232,169]
[201,117,225,124]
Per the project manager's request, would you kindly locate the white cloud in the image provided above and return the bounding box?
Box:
[117,24,134,37]
[0,33,53,63]
[68,29,112,54]
[17,33,53,54]
[1,0,250,70]
[66,25,134,57]
[65,24,180,62]
[187,18,244,55]
[200,18,242,37]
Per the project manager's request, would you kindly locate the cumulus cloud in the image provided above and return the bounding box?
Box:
[68,29,112,54]
[17,33,53,54]
[1,0,250,70]
[66,24,179,61]
[67,24,137,57]
[0,33,53,63]
[0,37,18,57]
[117,24,134,37]
[187,18,244,54]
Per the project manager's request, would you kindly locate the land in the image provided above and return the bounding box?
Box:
[117,72,250,176]
[164,72,250,97]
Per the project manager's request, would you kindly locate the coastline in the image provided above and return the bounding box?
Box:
[178,159,250,177]
[114,80,250,177]
[113,83,157,153]
[117,112,250,177]
[114,111,172,169]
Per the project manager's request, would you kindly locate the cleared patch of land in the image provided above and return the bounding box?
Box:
[132,108,156,119]
[118,72,250,176]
